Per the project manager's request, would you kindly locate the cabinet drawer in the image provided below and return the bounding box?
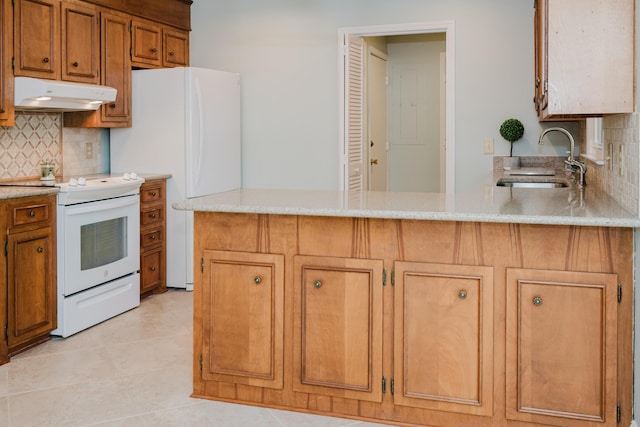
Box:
[141,206,164,226]
[141,184,164,203]
[141,248,162,292]
[141,227,163,250]
[9,201,53,228]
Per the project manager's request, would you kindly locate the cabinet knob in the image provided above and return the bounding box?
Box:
[254,276,262,285]
[72,61,79,67]
[532,296,543,306]
[42,57,49,63]
[37,247,43,253]
[29,210,36,217]
[151,191,157,197]
[458,289,467,299]
[314,280,322,289]
[169,50,175,56]
[150,266,156,272]
[150,234,156,240]
[150,47,157,53]
[150,213,157,219]
[109,103,116,108]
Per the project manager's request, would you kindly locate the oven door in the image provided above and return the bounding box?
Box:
[58,195,140,296]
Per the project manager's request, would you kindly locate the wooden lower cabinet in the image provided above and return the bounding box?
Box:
[293,255,383,403]
[394,261,494,417]
[201,249,284,390]
[139,179,166,297]
[193,213,633,427]
[506,268,618,427]
[4,195,57,358]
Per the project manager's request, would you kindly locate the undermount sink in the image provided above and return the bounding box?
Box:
[496,178,569,188]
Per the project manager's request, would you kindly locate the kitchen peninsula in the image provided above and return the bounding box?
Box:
[176,187,638,427]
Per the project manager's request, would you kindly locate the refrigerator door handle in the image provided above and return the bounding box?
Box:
[194,78,204,188]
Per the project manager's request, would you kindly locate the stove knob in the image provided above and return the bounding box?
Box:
[123,173,131,181]
[69,178,78,187]
[77,177,86,186]
[130,172,138,180]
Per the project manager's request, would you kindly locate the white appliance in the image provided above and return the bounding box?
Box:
[110,67,241,290]
[14,77,117,111]
[53,174,144,337]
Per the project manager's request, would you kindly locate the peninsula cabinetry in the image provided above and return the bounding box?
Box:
[5,195,57,357]
[193,213,633,427]
[533,0,634,120]
[139,179,166,297]
[506,268,618,427]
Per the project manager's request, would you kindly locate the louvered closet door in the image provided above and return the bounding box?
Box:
[345,33,364,191]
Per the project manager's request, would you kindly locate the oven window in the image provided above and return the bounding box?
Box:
[81,217,128,270]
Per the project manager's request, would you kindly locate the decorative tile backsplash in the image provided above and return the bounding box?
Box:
[0,113,62,179]
[0,112,104,180]
[589,113,640,215]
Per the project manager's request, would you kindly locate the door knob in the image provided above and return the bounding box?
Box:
[370,159,378,165]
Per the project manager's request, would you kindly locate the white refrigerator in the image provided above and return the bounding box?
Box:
[110,67,241,290]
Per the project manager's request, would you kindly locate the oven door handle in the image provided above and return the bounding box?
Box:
[63,196,138,216]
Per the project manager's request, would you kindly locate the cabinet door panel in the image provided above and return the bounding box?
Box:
[131,18,161,68]
[14,0,59,78]
[201,250,284,389]
[7,227,56,349]
[506,268,618,427]
[293,255,383,403]
[394,262,493,416]
[61,3,99,83]
[163,27,189,67]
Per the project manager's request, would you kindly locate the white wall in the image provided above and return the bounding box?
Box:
[190,0,580,192]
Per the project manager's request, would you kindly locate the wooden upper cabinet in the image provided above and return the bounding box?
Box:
[131,17,162,68]
[163,26,189,67]
[0,0,14,126]
[534,0,635,120]
[14,0,60,79]
[64,8,131,128]
[61,1,99,83]
[393,262,494,417]
[506,268,618,427]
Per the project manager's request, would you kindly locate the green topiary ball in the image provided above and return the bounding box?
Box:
[499,118,524,156]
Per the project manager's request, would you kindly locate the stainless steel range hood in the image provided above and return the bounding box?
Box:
[14,77,117,111]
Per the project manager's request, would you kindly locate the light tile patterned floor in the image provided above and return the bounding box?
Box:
[0,289,390,426]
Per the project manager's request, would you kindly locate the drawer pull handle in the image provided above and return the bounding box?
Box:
[254,276,262,285]
[37,247,43,253]
[458,289,467,299]
[532,296,543,306]
[149,213,157,219]
[314,280,322,289]
[150,266,156,272]
[150,235,156,240]
[29,211,36,217]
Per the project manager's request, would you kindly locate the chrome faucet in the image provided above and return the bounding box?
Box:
[537,127,587,188]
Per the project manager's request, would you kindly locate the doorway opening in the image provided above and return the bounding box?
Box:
[338,22,455,193]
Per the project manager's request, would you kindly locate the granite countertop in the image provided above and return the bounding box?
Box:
[0,186,59,200]
[173,182,640,228]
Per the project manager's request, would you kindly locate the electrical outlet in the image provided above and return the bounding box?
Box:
[85,142,93,160]
[482,138,494,154]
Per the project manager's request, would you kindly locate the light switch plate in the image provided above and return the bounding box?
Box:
[483,138,494,154]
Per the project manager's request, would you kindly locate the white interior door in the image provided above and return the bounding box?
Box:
[368,47,388,191]
[345,34,364,191]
